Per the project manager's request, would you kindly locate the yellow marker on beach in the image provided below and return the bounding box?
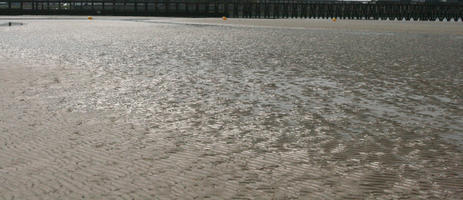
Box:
[88,16,93,20]
[222,16,227,21]
[332,18,336,22]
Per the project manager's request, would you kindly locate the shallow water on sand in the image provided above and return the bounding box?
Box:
[0,18,462,199]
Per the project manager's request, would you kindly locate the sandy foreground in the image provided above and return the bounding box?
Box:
[1,17,463,199]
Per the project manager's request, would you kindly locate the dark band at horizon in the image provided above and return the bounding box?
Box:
[1,0,462,21]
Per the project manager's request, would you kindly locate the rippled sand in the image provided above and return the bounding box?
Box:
[1,17,462,199]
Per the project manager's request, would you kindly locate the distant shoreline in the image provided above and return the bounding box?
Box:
[1,16,463,35]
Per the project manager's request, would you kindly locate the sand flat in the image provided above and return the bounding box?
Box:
[1,17,462,199]
[165,17,463,34]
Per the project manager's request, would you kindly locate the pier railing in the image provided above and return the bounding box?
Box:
[1,0,462,21]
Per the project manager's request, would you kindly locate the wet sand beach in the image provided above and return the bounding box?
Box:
[1,17,462,199]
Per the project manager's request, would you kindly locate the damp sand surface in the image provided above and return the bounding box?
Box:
[1,17,462,199]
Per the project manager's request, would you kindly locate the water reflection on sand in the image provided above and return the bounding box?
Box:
[0,17,462,199]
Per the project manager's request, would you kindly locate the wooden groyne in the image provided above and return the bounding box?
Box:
[1,0,462,21]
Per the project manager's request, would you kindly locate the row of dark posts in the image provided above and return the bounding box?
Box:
[1,1,462,21]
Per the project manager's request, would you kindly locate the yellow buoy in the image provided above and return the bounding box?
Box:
[332,18,336,22]
[222,16,227,21]
[88,16,93,20]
